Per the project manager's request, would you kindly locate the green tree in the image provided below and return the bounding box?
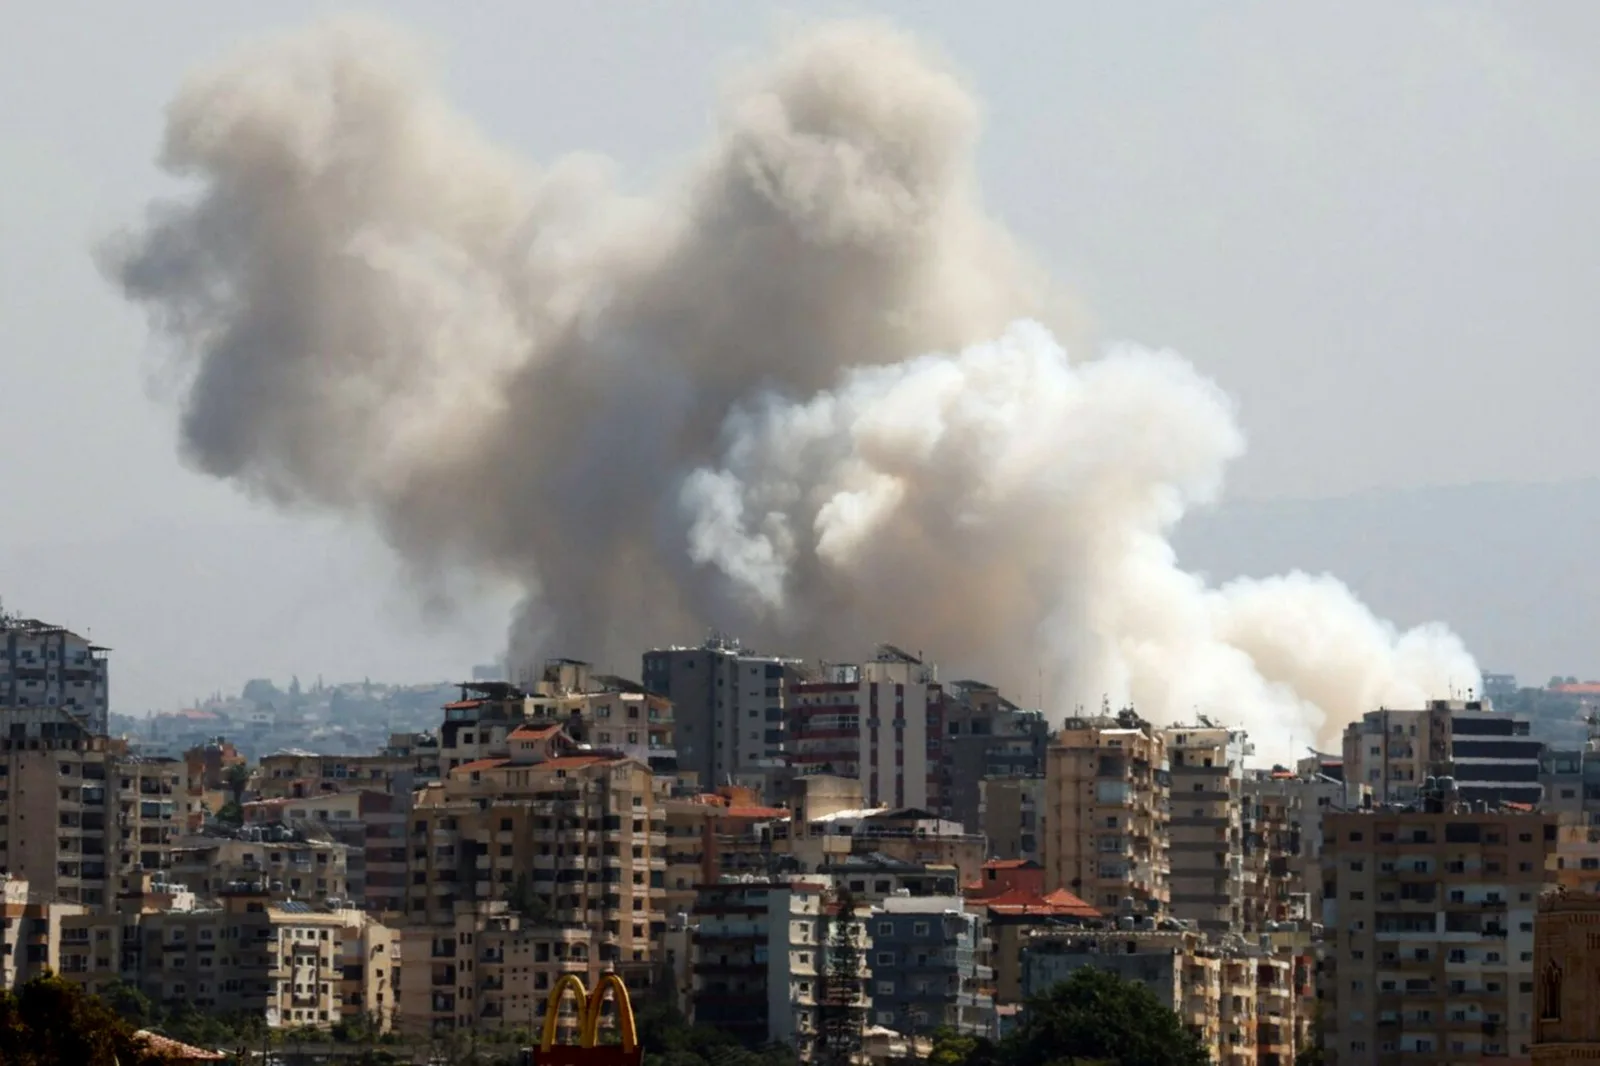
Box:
[1005,968,1210,1066]
[0,973,176,1065]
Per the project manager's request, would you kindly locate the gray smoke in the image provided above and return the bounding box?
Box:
[105,16,1476,760]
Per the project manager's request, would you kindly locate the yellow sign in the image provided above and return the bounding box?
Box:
[534,972,642,1066]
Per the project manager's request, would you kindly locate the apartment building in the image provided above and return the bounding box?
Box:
[169,832,352,905]
[58,879,395,1030]
[941,680,1046,831]
[1532,887,1600,1064]
[1321,802,1553,1065]
[1165,724,1251,935]
[0,726,187,912]
[0,613,110,735]
[1043,709,1170,914]
[867,895,995,1038]
[660,789,793,917]
[1019,928,1306,1066]
[1021,928,1226,1053]
[643,635,805,794]
[690,878,872,1059]
[788,646,945,810]
[804,807,986,886]
[1242,769,1327,933]
[0,874,83,989]
[406,733,664,984]
[256,747,438,801]
[1342,700,1544,806]
[242,790,408,913]
[526,662,677,773]
[821,854,961,904]
[978,775,1045,863]
[396,902,598,1036]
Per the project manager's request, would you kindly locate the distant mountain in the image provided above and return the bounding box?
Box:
[1174,479,1600,687]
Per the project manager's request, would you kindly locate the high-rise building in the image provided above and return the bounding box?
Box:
[643,635,804,794]
[1341,700,1544,806]
[0,728,187,912]
[1042,708,1170,915]
[1321,800,1552,1065]
[866,894,995,1039]
[941,680,1047,831]
[690,877,871,1059]
[0,612,110,736]
[788,645,943,810]
[1165,723,1252,935]
[405,724,663,986]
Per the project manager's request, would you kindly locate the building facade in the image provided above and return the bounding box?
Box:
[1322,804,1553,1065]
[1043,709,1170,914]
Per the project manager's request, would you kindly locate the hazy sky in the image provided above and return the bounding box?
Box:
[3,1,1597,711]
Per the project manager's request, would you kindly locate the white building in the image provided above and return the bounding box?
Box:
[790,646,938,810]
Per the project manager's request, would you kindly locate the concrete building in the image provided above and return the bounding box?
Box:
[941,680,1047,831]
[804,807,987,887]
[660,788,793,917]
[978,775,1045,863]
[1532,887,1600,1064]
[396,902,597,1036]
[689,877,872,1059]
[1321,800,1553,1065]
[406,728,663,986]
[0,612,110,736]
[1043,709,1170,915]
[1165,724,1252,935]
[169,832,352,906]
[0,874,84,990]
[643,635,805,795]
[788,646,944,810]
[1342,700,1544,807]
[868,894,995,1038]
[0,728,187,912]
[58,878,397,1031]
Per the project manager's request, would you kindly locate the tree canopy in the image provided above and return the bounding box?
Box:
[932,968,1211,1066]
[0,974,180,1065]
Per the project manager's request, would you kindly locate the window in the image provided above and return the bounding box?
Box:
[875,952,895,966]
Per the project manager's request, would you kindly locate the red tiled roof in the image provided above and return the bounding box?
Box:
[134,1030,227,1061]
[978,886,1100,919]
[443,699,484,710]
[983,858,1035,870]
[510,723,562,740]
[451,757,511,775]
[530,755,617,771]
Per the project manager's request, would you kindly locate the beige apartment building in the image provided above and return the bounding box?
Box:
[660,788,792,917]
[1043,709,1170,914]
[396,902,598,1036]
[1322,805,1553,1066]
[59,879,397,1030]
[0,728,187,912]
[0,874,83,990]
[169,833,352,905]
[407,727,665,985]
[1532,887,1600,1064]
[243,790,409,914]
[1165,724,1251,935]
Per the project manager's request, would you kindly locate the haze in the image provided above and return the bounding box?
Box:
[3,1,1598,715]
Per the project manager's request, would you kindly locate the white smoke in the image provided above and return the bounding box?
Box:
[103,16,1477,762]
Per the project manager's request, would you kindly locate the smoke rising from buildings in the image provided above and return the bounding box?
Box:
[104,16,1477,761]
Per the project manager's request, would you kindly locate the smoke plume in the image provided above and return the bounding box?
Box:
[104,16,1477,760]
